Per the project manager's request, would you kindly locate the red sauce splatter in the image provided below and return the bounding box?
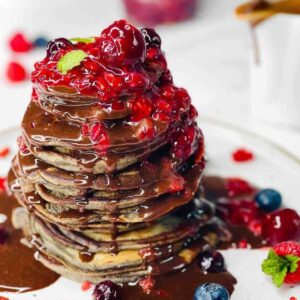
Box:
[232,148,254,162]
[0,147,10,158]
[81,281,92,291]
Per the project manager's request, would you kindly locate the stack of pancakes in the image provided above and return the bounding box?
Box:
[8,25,230,284]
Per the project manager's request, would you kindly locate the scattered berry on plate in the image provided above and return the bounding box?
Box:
[225,177,254,197]
[33,36,49,48]
[262,241,300,287]
[92,280,121,300]
[194,283,229,300]
[0,147,10,158]
[255,189,282,212]
[262,208,300,245]
[6,62,27,82]
[8,32,32,52]
[232,148,254,162]
[0,296,9,300]
[81,280,92,291]
[198,250,226,273]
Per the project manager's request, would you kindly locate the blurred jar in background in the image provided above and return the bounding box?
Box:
[123,0,198,26]
[236,0,300,129]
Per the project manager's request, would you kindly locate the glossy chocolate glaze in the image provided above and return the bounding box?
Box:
[0,192,59,293]
[120,261,236,300]
[0,174,272,296]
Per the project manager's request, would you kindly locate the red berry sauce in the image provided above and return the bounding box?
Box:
[30,20,201,162]
[6,62,27,82]
[9,33,32,53]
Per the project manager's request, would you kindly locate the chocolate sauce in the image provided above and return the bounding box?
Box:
[0,192,59,293]
[120,260,236,300]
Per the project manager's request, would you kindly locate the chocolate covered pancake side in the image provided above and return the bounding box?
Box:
[8,20,233,289]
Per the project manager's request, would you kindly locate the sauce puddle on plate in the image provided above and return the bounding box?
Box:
[0,192,59,293]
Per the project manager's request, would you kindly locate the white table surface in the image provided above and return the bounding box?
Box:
[0,0,299,159]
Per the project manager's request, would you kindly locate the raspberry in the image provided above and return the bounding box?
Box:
[273,241,300,257]
[225,177,254,197]
[136,118,155,140]
[9,32,32,52]
[131,97,152,122]
[125,72,149,90]
[232,148,254,162]
[0,147,10,158]
[6,62,27,82]
[104,73,123,91]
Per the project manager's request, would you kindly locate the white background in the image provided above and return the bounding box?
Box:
[0,1,299,299]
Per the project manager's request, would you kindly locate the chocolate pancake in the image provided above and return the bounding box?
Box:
[25,199,215,252]
[26,136,170,174]
[37,87,133,121]
[22,101,171,151]
[14,205,226,283]
[12,162,203,225]
[16,153,171,191]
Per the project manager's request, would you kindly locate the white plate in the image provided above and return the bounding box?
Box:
[0,118,299,300]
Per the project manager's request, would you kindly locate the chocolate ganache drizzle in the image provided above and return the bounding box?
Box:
[3,20,242,297]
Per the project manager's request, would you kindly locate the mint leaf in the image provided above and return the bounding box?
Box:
[286,255,300,273]
[69,37,95,44]
[262,250,288,287]
[57,50,88,74]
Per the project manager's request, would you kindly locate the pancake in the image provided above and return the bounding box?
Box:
[26,199,215,252]
[16,153,170,191]
[12,161,203,225]
[14,205,226,283]
[26,136,170,174]
[22,101,171,151]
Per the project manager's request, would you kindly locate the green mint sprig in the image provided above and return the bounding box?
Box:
[57,50,88,75]
[262,249,300,287]
[69,37,95,44]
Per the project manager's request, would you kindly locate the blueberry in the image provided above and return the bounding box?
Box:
[255,189,282,212]
[194,283,229,300]
[34,36,49,48]
[198,251,226,273]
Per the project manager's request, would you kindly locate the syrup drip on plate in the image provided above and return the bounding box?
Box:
[0,192,59,293]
